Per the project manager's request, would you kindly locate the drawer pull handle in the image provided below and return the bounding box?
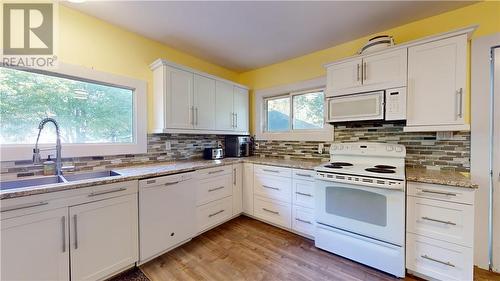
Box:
[421,254,455,267]
[296,192,312,197]
[296,173,312,178]
[262,208,279,215]
[208,209,225,218]
[420,189,457,196]
[146,179,156,184]
[263,169,280,173]
[0,201,48,212]
[73,214,78,250]
[88,187,127,197]
[208,170,225,175]
[421,217,456,226]
[61,216,66,253]
[208,186,225,192]
[295,218,312,224]
[263,185,280,191]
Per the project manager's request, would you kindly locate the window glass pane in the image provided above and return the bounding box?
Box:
[266,97,290,132]
[0,67,134,144]
[293,91,324,129]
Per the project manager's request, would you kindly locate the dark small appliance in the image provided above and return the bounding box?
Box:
[203,147,224,160]
[225,136,251,157]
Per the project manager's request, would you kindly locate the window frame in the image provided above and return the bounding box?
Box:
[255,77,333,141]
[0,63,147,161]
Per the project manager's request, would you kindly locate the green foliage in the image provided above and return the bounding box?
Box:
[0,67,133,144]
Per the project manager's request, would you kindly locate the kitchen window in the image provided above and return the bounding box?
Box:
[264,89,325,132]
[0,64,147,161]
[255,77,333,141]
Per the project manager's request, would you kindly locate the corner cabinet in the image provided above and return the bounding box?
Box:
[405,35,468,132]
[151,59,249,135]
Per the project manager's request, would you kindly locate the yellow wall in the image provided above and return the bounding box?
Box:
[58,5,239,132]
[237,1,500,132]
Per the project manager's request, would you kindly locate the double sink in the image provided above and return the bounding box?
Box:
[0,170,122,191]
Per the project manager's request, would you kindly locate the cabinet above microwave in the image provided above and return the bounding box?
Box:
[325,49,407,97]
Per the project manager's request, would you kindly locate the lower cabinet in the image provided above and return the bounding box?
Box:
[196,196,233,233]
[254,196,292,228]
[1,207,70,281]
[292,206,315,237]
[232,164,243,215]
[242,163,254,215]
[69,194,138,281]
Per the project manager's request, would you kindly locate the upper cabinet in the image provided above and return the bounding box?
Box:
[405,35,468,132]
[151,59,249,135]
[325,49,407,97]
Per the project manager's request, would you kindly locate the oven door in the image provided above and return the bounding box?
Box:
[315,178,404,246]
[326,91,384,122]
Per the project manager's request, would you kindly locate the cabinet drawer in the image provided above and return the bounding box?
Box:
[253,196,291,228]
[254,174,292,203]
[196,174,232,206]
[292,206,315,237]
[196,196,232,233]
[406,233,473,281]
[407,182,474,205]
[292,169,315,180]
[254,164,291,178]
[292,179,315,209]
[407,196,473,247]
[196,165,232,179]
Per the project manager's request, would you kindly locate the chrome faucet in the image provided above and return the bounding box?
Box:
[33,118,63,176]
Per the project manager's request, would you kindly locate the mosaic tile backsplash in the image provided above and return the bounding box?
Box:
[1,134,225,180]
[254,123,470,172]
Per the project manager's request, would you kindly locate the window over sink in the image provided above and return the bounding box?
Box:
[0,64,147,161]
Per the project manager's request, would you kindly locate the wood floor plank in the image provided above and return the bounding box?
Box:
[140,216,500,281]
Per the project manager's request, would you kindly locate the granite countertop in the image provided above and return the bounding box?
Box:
[0,157,324,200]
[1,157,478,200]
[406,167,478,189]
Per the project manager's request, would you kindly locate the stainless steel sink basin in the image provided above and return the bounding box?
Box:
[0,175,66,191]
[62,170,121,182]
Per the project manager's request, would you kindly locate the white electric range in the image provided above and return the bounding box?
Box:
[314,142,406,278]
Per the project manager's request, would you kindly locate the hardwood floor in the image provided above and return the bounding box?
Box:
[140,216,500,281]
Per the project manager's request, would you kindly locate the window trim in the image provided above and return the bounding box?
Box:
[255,76,333,141]
[1,63,147,161]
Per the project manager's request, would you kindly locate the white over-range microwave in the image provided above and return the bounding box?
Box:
[326,87,406,123]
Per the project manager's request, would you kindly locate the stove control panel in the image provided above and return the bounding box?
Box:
[329,142,406,157]
[315,171,405,191]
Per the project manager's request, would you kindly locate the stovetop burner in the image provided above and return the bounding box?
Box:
[365,168,396,174]
[374,165,396,169]
[324,164,344,169]
[330,162,354,166]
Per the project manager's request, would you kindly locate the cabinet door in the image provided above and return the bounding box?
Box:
[242,163,254,215]
[70,194,138,281]
[1,208,69,281]
[215,81,234,130]
[193,74,216,130]
[362,49,407,89]
[139,178,195,263]
[326,59,362,97]
[232,164,243,214]
[407,35,467,127]
[233,87,249,132]
[167,66,194,129]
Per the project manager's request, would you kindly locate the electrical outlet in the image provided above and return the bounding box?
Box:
[164,141,171,150]
[318,143,324,154]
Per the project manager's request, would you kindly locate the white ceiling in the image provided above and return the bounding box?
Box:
[64,1,475,72]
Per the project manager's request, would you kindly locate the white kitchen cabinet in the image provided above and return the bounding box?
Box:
[1,207,70,281]
[326,58,362,97]
[215,81,235,131]
[138,173,196,264]
[69,194,138,281]
[151,59,249,134]
[233,86,249,132]
[253,196,292,228]
[232,164,243,215]
[362,49,407,89]
[165,66,194,129]
[193,74,216,130]
[242,163,254,215]
[405,35,468,132]
[196,196,233,233]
